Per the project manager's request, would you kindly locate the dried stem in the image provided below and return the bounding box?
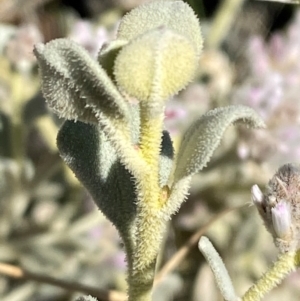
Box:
[0,262,127,301]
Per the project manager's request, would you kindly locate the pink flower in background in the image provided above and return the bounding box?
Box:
[233,9,300,168]
[164,102,188,135]
[69,20,109,58]
[165,83,210,136]
[247,36,270,76]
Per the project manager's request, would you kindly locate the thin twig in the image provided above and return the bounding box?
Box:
[154,205,246,285]
[0,262,127,301]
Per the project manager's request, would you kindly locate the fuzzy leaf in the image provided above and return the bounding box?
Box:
[117,0,203,55]
[98,39,128,78]
[163,106,265,217]
[34,39,129,124]
[162,176,192,217]
[114,27,198,103]
[57,120,173,249]
[199,237,237,301]
[34,39,146,180]
[174,105,265,181]
[57,120,137,241]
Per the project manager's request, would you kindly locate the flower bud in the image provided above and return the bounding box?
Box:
[251,184,264,205]
[253,163,300,253]
[114,27,198,103]
[271,201,291,239]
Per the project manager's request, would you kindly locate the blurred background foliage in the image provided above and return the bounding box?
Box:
[1,0,300,300]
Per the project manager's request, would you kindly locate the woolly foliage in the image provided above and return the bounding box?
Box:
[34,39,129,124]
[174,105,265,181]
[57,120,137,238]
[164,106,265,217]
[98,39,128,77]
[117,0,203,55]
[199,237,237,301]
[114,27,198,103]
[33,2,268,300]
[57,119,174,244]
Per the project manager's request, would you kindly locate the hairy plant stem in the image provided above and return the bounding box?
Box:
[242,250,300,301]
[126,104,165,301]
[127,262,156,301]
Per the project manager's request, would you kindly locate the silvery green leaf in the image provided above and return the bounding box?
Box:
[57,120,137,251]
[163,105,265,217]
[34,39,130,124]
[98,39,127,78]
[34,39,146,178]
[199,237,237,301]
[114,27,198,104]
[57,121,174,263]
[117,0,203,55]
[162,176,192,217]
[174,105,265,181]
